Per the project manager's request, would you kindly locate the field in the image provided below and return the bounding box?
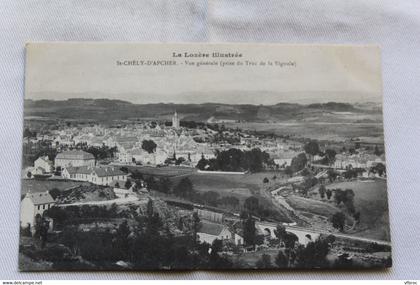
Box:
[125,165,194,177]
[226,121,384,142]
[326,179,390,241]
[147,169,292,222]
[188,171,293,222]
[21,179,91,196]
[285,195,341,217]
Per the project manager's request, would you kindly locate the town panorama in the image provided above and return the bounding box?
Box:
[19,98,391,270]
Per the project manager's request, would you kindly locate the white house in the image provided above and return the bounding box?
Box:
[109,180,135,196]
[197,220,243,246]
[34,156,53,174]
[62,165,128,186]
[20,191,55,231]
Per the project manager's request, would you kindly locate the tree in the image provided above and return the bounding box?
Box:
[318,185,326,199]
[125,180,132,189]
[331,212,346,232]
[353,211,361,224]
[327,169,338,182]
[326,189,332,200]
[141,140,157,154]
[295,237,332,268]
[343,189,355,214]
[157,177,171,194]
[243,215,256,247]
[192,212,201,246]
[175,157,186,165]
[26,171,32,178]
[374,145,383,156]
[173,177,194,198]
[304,140,320,158]
[115,220,131,259]
[284,166,293,177]
[375,163,386,176]
[256,254,273,269]
[324,149,337,165]
[263,177,269,184]
[275,251,289,268]
[283,232,298,249]
[146,198,154,218]
[244,196,259,213]
[290,153,308,173]
[23,128,36,138]
[196,155,208,170]
[274,224,287,243]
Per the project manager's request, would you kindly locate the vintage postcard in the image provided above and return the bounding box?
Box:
[20,43,391,270]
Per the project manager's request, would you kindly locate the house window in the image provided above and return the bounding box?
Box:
[37,205,40,210]
[43,205,45,210]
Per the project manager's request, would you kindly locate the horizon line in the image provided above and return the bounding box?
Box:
[24,97,382,106]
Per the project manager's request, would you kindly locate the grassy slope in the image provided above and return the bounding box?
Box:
[326,180,390,241]
[21,179,91,195]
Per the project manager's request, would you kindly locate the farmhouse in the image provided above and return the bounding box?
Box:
[62,165,128,185]
[197,220,233,245]
[20,191,55,231]
[55,150,95,168]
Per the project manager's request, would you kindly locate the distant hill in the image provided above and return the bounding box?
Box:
[24,99,381,123]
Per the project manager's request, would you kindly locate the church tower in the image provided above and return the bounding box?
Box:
[172,111,180,129]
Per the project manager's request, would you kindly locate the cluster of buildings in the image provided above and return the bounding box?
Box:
[333,152,386,170]
[30,150,128,186]
[26,112,309,171]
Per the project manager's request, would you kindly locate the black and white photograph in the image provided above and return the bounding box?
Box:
[19,43,391,271]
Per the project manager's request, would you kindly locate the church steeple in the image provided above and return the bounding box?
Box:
[172,110,180,129]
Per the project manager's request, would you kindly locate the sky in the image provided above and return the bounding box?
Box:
[25,43,383,105]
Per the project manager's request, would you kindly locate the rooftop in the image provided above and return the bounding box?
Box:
[198,220,227,236]
[56,150,95,160]
[26,191,55,205]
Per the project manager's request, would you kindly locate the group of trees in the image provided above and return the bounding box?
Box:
[242,196,280,220]
[196,148,273,173]
[37,199,229,269]
[334,188,356,214]
[45,204,121,229]
[285,153,308,175]
[370,162,386,177]
[318,185,333,200]
[303,140,337,166]
[141,140,157,154]
[138,174,242,210]
[73,142,118,160]
[255,225,336,269]
[51,200,233,270]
